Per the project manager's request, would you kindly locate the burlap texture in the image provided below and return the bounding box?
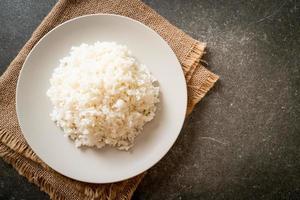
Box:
[0,0,219,199]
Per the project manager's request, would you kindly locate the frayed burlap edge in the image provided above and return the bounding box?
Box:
[182,41,219,115]
[182,41,206,82]
[0,128,45,166]
[187,66,219,115]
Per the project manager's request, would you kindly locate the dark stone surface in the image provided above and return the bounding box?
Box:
[0,0,299,199]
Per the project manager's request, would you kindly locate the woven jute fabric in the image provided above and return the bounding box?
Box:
[0,0,219,199]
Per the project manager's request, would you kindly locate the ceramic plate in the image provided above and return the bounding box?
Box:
[16,14,187,183]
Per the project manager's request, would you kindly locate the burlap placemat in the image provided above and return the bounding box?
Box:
[0,0,219,199]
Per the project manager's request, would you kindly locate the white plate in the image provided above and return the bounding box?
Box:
[16,14,187,183]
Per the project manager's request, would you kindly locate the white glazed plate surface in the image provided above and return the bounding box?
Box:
[17,14,187,183]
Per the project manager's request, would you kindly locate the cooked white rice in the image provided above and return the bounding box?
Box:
[46,42,159,150]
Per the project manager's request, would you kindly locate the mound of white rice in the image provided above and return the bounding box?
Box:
[47,42,159,150]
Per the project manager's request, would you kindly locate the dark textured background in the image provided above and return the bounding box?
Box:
[0,0,299,199]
